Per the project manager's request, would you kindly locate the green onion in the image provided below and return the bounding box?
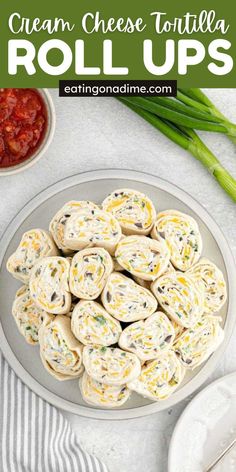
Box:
[178,89,214,109]
[121,96,228,133]
[94,315,106,326]
[121,96,236,137]
[118,97,236,202]
[177,89,236,140]
[147,96,222,123]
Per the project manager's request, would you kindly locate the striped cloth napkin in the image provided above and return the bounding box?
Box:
[0,351,108,472]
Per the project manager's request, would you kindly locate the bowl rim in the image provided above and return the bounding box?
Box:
[0,168,235,420]
[0,88,56,176]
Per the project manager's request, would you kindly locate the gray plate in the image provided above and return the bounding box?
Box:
[0,169,235,420]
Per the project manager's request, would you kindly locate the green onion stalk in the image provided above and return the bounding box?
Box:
[121,96,236,138]
[118,97,236,203]
[177,88,236,142]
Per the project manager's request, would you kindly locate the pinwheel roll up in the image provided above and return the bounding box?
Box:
[71,300,122,346]
[187,258,227,314]
[39,315,83,381]
[174,315,224,370]
[83,345,141,385]
[30,257,71,314]
[7,229,58,283]
[101,272,157,322]
[128,351,185,401]
[119,312,175,361]
[115,235,170,281]
[151,210,202,271]
[64,208,122,254]
[49,200,99,253]
[70,248,113,299]
[151,272,204,328]
[12,285,47,345]
[80,372,130,408]
[102,188,156,235]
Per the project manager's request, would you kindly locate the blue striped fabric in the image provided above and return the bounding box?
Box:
[0,351,108,472]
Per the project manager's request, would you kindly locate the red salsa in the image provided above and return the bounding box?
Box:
[0,88,47,168]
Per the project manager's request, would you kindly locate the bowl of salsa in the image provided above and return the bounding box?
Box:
[0,88,56,175]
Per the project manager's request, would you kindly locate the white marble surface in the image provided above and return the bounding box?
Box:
[1,89,236,472]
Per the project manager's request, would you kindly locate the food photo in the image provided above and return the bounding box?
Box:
[4,186,227,409]
[0,85,235,472]
[1,4,236,468]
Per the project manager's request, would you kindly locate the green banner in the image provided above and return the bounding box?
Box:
[0,0,236,87]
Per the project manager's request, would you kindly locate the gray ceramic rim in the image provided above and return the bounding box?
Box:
[0,169,235,420]
[168,371,236,471]
[0,89,56,176]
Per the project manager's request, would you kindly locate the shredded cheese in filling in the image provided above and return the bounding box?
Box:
[102,188,156,235]
[12,285,46,345]
[83,345,141,385]
[70,247,113,299]
[128,350,185,401]
[80,372,130,408]
[40,320,82,377]
[71,300,122,346]
[187,258,227,314]
[30,257,71,314]
[7,229,58,282]
[174,315,224,369]
[115,235,170,281]
[102,272,157,322]
[152,272,204,328]
[49,200,99,252]
[64,208,122,253]
[119,312,175,361]
[151,210,202,271]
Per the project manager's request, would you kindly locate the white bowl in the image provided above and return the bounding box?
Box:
[168,372,236,471]
[0,169,235,419]
[0,89,56,176]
